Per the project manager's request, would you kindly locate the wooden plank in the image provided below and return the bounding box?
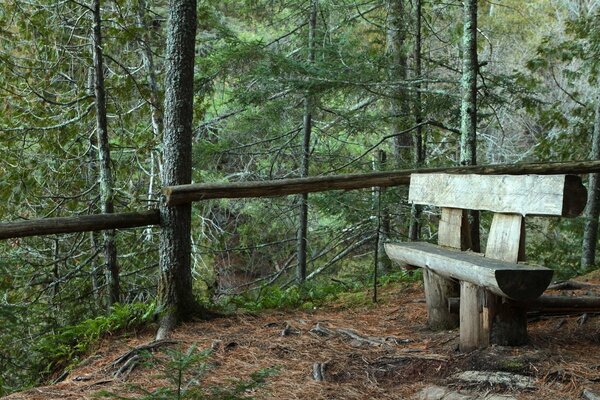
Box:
[485,214,525,263]
[162,160,599,205]
[408,174,586,217]
[438,208,471,250]
[0,210,160,240]
[385,242,553,301]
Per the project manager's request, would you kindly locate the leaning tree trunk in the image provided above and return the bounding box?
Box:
[581,96,600,269]
[156,0,200,340]
[459,0,480,252]
[92,0,119,306]
[297,0,318,283]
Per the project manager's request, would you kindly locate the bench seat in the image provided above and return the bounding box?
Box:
[385,242,553,302]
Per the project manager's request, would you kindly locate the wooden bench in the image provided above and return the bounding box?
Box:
[385,173,587,351]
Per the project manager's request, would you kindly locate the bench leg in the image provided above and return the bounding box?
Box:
[423,208,469,331]
[460,281,483,352]
[423,270,459,330]
[484,292,528,346]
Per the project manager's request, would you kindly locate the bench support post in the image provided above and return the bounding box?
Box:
[459,281,483,351]
[483,213,528,346]
[424,208,470,330]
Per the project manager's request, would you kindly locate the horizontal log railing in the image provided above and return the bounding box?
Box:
[0,210,160,240]
[2,160,600,240]
[162,160,600,205]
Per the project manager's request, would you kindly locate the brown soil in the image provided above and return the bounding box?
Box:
[4,280,600,400]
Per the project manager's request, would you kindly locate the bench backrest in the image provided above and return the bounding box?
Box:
[408,173,586,217]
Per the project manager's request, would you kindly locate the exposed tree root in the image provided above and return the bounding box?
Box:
[109,339,178,380]
[309,322,411,348]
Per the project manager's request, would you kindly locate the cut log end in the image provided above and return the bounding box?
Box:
[495,269,554,302]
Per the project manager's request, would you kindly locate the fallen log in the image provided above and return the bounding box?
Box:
[547,281,600,291]
[162,160,600,205]
[0,210,160,240]
[448,295,600,314]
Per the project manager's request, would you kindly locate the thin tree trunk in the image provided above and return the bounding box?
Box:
[459,0,480,252]
[137,0,164,240]
[374,150,391,273]
[581,97,600,269]
[409,0,423,241]
[90,231,103,309]
[386,0,412,166]
[297,0,318,284]
[137,0,164,142]
[156,0,200,340]
[92,0,119,306]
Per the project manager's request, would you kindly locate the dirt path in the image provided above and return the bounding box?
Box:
[4,282,600,399]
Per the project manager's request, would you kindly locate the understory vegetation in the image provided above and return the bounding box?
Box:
[1,0,600,393]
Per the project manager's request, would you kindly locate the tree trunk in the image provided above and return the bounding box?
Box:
[409,0,424,241]
[459,0,480,252]
[374,150,392,274]
[137,0,164,241]
[92,0,119,306]
[386,0,412,166]
[581,96,600,269]
[156,0,200,340]
[297,0,318,284]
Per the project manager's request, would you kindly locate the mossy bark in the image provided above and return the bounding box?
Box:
[582,96,600,269]
[297,0,318,283]
[92,0,119,306]
[157,0,200,339]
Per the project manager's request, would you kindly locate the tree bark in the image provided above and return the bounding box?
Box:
[92,0,119,306]
[156,0,200,340]
[409,0,424,241]
[137,0,164,241]
[581,96,600,269]
[386,0,412,166]
[459,0,480,252]
[374,150,392,274]
[297,0,318,283]
[0,210,160,240]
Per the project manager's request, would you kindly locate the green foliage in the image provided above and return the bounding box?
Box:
[527,218,588,280]
[33,302,156,377]
[221,269,421,313]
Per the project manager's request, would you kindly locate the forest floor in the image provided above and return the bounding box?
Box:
[4,275,600,400]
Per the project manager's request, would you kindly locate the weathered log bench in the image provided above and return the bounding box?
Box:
[385,173,587,351]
